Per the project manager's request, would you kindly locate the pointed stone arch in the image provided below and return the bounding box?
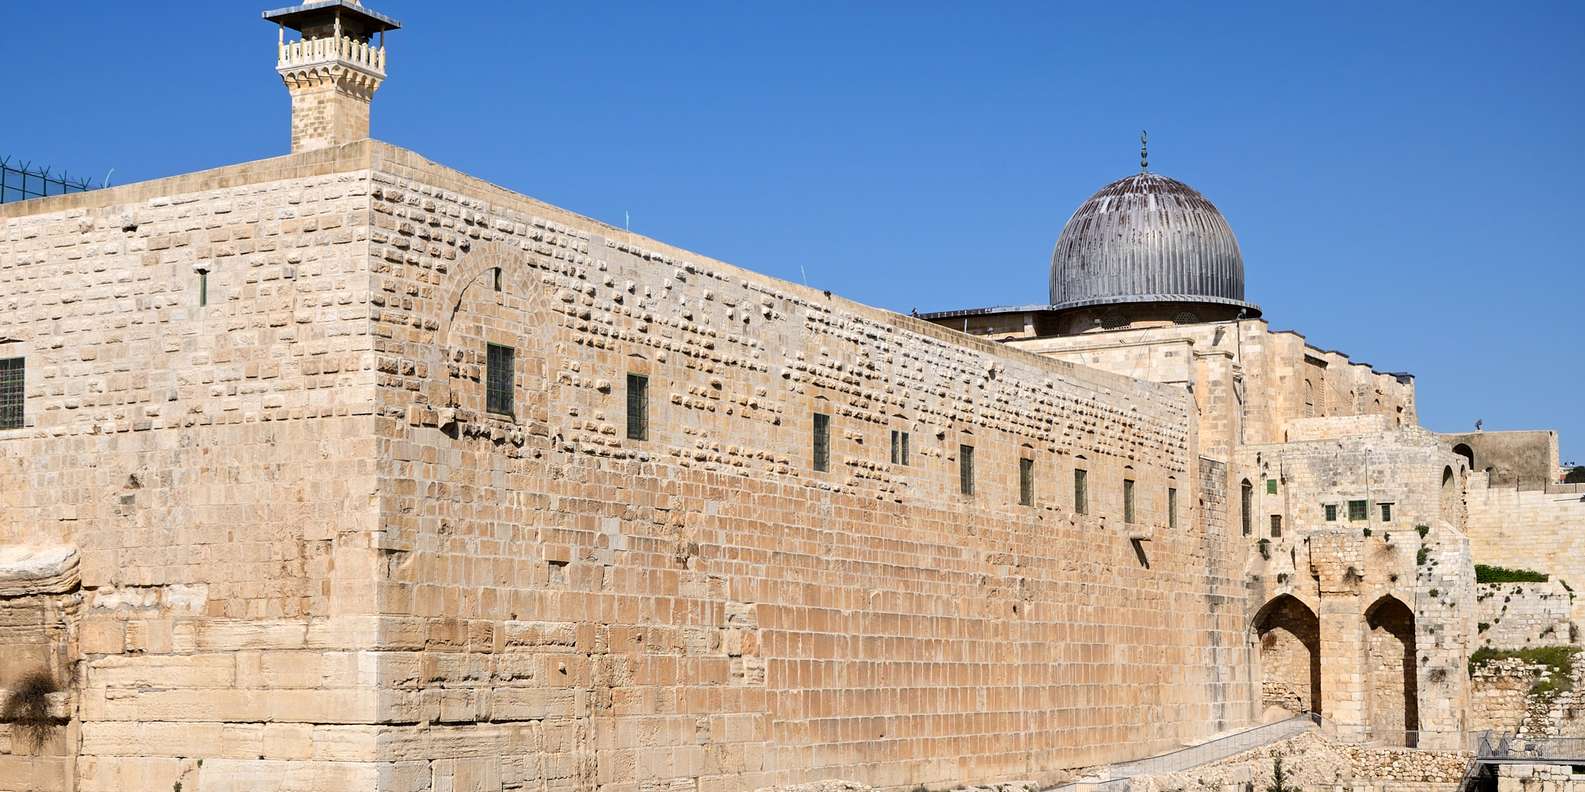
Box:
[1251,594,1321,717]
[1365,594,1419,744]
[421,240,558,439]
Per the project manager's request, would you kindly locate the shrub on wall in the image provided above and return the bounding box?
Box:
[1475,564,1550,584]
[1,670,58,749]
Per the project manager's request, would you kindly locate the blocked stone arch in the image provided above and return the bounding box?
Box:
[1365,594,1419,743]
[1452,443,1475,472]
[1251,594,1321,717]
[423,240,559,437]
[1439,465,1459,525]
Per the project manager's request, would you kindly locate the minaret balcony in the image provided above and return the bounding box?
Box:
[277,34,386,78]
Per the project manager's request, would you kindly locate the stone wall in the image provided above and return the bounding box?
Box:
[0,144,392,790]
[1470,656,1585,738]
[1439,431,1560,490]
[1498,763,1585,792]
[1012,320,1417,463]
[1466,480,1585,625]
[1477,582,1576,650]
[1121,730,1470,792]
[0,139,1266,791]
[1235,428,1474,745]
[358,142,1254,791]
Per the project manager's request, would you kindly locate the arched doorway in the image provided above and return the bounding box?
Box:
[1252,595,1321,717]
[1366,596,1419,745]
[1452,443,1475,472]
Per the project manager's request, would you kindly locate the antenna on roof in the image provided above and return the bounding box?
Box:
[1140,130,1149,172]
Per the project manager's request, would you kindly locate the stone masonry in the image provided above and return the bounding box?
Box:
[0,141,1251,791]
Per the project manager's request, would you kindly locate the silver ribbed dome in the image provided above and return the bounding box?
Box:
[1048,172,1255,313]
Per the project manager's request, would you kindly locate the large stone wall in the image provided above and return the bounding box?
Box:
[0,145,392,790]
[358,142,1254,790]
[0,140,1261,791]
[1466,479,1585,625]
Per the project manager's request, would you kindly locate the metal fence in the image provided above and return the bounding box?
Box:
[1475,732,1585,762]
[0,156,96,204]
[1053,713,1321,792]
[1357,727,1482,752]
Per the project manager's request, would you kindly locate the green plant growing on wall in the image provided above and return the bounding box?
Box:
[1,669,59,750]
[1475,564,1550,584]
[1416,524,1430,539]
[1257,539,1271,560]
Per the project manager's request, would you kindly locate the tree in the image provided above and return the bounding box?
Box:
[1267,755,1296,792]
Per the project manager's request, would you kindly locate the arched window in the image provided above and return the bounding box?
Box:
[1241,479,1254,536]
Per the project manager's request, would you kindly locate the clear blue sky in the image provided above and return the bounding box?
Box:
[7,2,1582,463]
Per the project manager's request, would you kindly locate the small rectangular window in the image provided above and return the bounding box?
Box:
[1270,514,1283,538]
[1168,487,1178,529]
[959,444,975,496]
[626,373,649,441]
[1241,481,1253,536]
[812,413,830,472]
[493,267,503,292]
[0,357,22,430]
[890,430,910,465]
[1380,502,1393,522]
[1325,504,1338,522]
[1267,478,1278,495]
[1074,468,1088,515]
[1348,499,1368,521]
[486,344,514,416]
[1019,458,1034,506]
[198,269,209,307]
[1123,479,1136,524]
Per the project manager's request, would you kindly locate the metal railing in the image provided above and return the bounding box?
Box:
[1475,732,1585,763]
[0,156,96,205]
[1054,713,1321,791]
[1110,714,1320,777]
[1357,727,1481,752]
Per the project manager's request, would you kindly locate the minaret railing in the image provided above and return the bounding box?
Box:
[277,33,386,74]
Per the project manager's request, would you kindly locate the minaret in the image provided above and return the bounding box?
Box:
[263,0,401,153]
